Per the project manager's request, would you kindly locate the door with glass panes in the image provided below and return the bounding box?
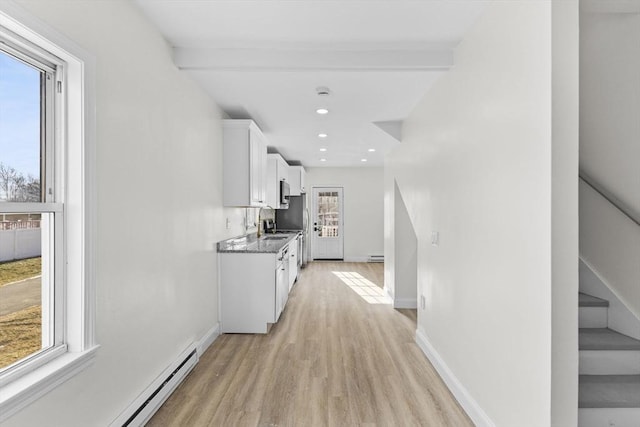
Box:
[311,187,344,260]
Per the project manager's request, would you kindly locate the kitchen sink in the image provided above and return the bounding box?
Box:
[262,236,289,241]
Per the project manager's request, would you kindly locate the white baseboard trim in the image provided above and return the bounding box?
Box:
[197,323,220,356]
[109,345,198,427]
[394,297,417,309]
[110,324,220,426]
[344,256,369,263]
[415,328,495,427]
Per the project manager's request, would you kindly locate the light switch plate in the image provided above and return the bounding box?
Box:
[431,231,439,246]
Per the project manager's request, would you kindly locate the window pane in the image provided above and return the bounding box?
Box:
[317,191,340,237]
[0,212,52,370]
[0,49,43,202]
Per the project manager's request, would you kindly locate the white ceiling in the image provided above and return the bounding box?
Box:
[133,1,485,167]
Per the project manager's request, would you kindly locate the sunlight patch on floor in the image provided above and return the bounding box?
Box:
[332,271,391,305]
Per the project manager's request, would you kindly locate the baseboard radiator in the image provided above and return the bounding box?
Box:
[112,346,198,427]
[368,255,384,263]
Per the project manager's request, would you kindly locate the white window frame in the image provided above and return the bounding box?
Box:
[0,3,97,422]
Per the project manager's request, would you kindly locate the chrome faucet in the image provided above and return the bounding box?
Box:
[257,205,275,238]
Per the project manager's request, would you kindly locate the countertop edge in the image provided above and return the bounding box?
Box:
[217,231,300,254]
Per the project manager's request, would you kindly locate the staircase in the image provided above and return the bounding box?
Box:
[578,293,640,427]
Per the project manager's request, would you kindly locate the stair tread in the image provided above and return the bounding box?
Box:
[579,375,640,408]
[579,293,609,307]
[579,328,640,350]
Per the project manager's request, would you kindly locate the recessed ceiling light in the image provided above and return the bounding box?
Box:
[368,148,376,152]
[318,133,328,138]
[361,159,368,162]
[316,86,331,96]
[319,148,327,152]
[316,108,329,115]
[320,158,327,162]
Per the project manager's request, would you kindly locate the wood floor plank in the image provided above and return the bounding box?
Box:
[147,262,473,427]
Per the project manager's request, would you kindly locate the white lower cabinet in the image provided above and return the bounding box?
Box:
[220,245,292,334]
[288,236,298,291]
[275,246,289,322]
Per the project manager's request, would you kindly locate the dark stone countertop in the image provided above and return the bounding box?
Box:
[217,232,298,254]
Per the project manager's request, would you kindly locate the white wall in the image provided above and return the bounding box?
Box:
[578,4,640,327]
[551,1,579,425]
[385,2,578,426]
[392,180,417,308]
[580,10,640,216]
[2,1,245,425]
[305,167,383,262]
[580,181,640,320]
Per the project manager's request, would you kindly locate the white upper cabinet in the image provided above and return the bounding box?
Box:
[289,166,306,195]
[266,153,289,208]
[249,131,267,205]
[223,120,267,207]
[277,156,289,184]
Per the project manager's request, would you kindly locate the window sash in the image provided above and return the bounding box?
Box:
[0,31,57,74]
[0,26,64,385]
[0,208,65,381]
[0,202,64,213]
[0,203,62,213]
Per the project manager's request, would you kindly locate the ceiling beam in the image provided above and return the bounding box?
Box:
[173,45,454,72]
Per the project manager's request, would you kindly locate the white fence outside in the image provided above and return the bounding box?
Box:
[0,228,42,262]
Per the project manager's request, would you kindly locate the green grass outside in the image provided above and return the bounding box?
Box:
[0,257,42,287]
[0,305,42,369]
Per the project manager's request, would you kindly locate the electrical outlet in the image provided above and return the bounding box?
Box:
[225,218,231,229]
[420,295,426,310]
[431,231,439,246]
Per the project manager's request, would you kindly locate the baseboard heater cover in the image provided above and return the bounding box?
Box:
[368,255,384,263]
[114,347,198,427]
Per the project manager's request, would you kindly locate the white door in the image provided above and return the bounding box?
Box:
[311,187,344,260]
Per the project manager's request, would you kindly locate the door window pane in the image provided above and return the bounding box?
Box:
[317,191,340,237]
[0,49,43,202]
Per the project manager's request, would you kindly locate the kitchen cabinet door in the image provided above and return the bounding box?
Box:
[288,237,298,290]
[275,262,285,321]
[249,130,267,205]
[223,120,267,207]
[277,156,289,184]
[220,252,277,333]
[289,166,306,196]
[266,153,289,209]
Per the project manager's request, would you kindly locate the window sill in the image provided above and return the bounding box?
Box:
[0,345,100,423]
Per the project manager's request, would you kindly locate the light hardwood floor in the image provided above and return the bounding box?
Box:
[147,262,473,427]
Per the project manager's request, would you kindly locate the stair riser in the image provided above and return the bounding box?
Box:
[578,408,640,427]
[579,306,608,328]
[580,351,640,375]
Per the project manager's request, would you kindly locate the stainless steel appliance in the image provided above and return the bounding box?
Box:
[275,194,308,267]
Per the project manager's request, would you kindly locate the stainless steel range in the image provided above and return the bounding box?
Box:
[275,194,308,267]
